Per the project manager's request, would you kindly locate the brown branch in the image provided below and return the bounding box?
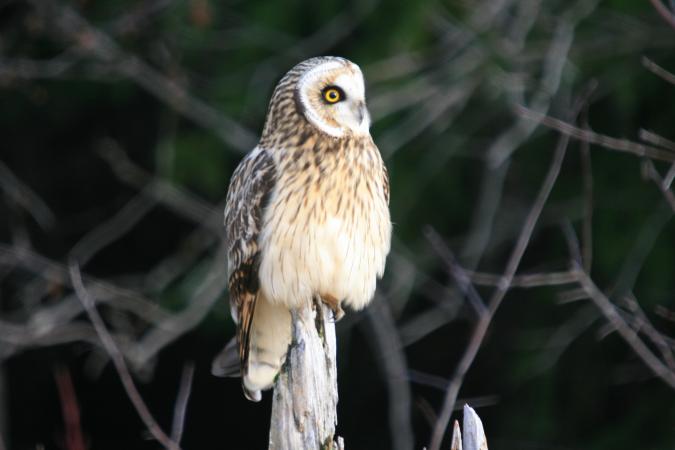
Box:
[68,262,181,450]
[53,366,86,450]
[468,270,578,288]
[642,56,675,86]
[515,104,675,162]
[642,56,675,84]
[106,0,176,35]
[649,0,675,30]
[644,161,675,211]
[428,113,572,450]
[27,0,256,153]
[621,295,675,371]
[125,246,228,370]
[639,129,675,152]
[0,244,171,324]
[97,140,221,233]
[574,267,675,389]
[424,233,487,317]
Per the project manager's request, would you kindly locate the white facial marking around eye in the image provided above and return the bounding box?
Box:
[297,60,371,137]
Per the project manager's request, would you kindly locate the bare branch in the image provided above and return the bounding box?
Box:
[171,362,195,445]
[97,140,221,232]
[68,192,155,267]
[27,0,256,153]
[0,244,171,325]
[639,129,675,152]
[106,0,176,36]
[53,366,86,450]
[516,104,675,162]
[580,110,594,273]
[664,162,675,190]
[487,17,575,167]
[642,57,675,86]
[424,230,487,317]
[575,267,675,389]
[468,270,578,288]
[644,160,675,211]
[428,108,572,450]
[68,262,181,450]
[126,247,228,370]
[364,295,414,450]
[621,295,675,371]
[649,0,675,30]
[0,162,55,229]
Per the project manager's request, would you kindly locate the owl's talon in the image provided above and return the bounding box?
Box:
[331,305,345,322]
[321,294,344,322]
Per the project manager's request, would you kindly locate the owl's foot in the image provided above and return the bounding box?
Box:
[320,294,344,321]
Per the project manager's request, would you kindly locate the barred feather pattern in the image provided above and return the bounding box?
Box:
[219,57,391,401]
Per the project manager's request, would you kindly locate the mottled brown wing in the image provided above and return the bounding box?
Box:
[222,147,276,376]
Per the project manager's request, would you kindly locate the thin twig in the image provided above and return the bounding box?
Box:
[0,161,56,229]
[428,114,572,450]
[28,0,256,152]
[644,161,675,211]
[649,0,675,30]
[621,295,675,371]
[53,366,86,450]
[468,270,578,288]
[364,295,414,450]
[642,56,675,86]
[97,140,220,232]
[423,232,487,317]
[516,105,675,162]
[171,362,195,445]
[68,191,156,267]
[575,267,675,389]
[580,109,594,272]
[663,162,675,189]
[68,262,181,450]
[639,129,675,152]
[0,243,170,324]
[106,0,175,35]
[125,246,228,370]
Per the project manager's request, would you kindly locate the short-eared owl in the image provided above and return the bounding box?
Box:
[212,56,391,401]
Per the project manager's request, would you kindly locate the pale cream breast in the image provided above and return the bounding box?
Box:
[257,140,391,310]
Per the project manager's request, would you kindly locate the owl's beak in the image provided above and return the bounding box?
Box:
[355,101,369,126]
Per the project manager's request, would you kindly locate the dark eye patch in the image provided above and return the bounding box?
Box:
[321,85,346,104]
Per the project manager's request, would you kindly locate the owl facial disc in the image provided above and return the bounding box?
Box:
[295,58,371,138]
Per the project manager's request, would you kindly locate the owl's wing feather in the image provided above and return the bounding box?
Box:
[213,147,276,398]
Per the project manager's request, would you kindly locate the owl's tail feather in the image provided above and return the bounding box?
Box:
[211,337,239,377]
[211,337,264,402]
[211,297,291,403]
[241,298,291,401]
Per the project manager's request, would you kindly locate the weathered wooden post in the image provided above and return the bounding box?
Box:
[268,299,343,449]
[450,405,488,450]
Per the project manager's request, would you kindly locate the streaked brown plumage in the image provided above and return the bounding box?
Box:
[213,56,391,401]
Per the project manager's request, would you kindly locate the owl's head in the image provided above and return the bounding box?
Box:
[262,57,371,141]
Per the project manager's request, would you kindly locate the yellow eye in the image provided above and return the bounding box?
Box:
[322,87,342,104]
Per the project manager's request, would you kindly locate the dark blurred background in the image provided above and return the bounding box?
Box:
[1,0,675,449]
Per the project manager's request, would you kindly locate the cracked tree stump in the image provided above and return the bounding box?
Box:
[450,404,488,450]
[269,299,343,450]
